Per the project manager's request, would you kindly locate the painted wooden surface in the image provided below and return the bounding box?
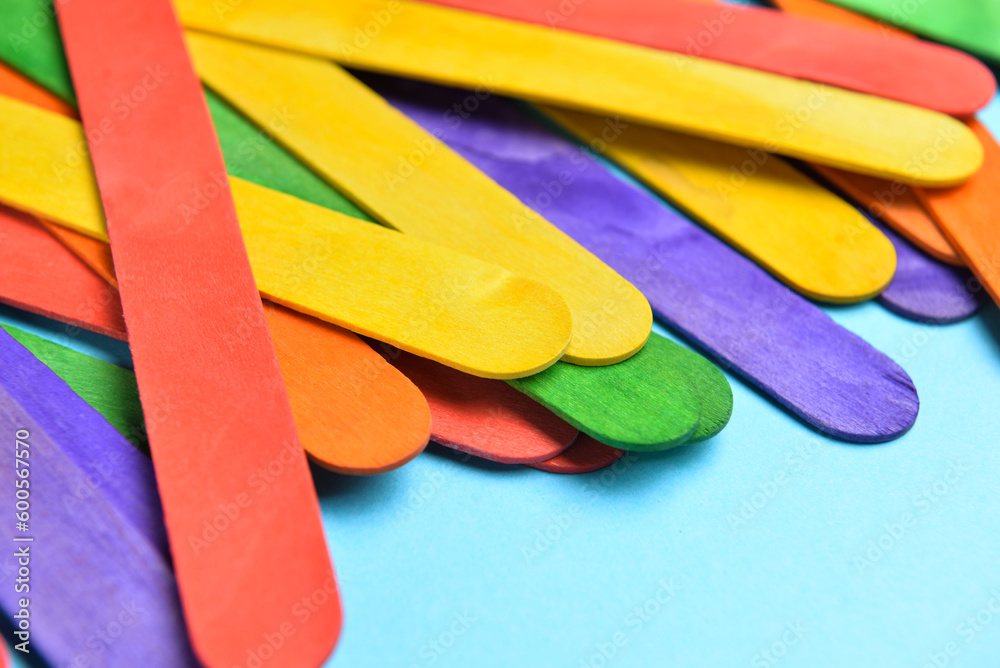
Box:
[385,349,579,464]
[0,327,198,667]
[541,106,897,303]
[917,121,1000,309]
[174,0,983,186]
[0,206,126,340]
[810,165,961,265]
[370,75,919,442]
[186,31,652,366]
[528,435,626,474]
[0,61,75,116]
[825,0,1000,64]
[55,3,341,666]
[0,95,574,378]
[425,0,994,116]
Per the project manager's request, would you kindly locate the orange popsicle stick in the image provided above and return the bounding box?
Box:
[0,62,76,117]
[916,120,1000,307]
[769,0,912,37]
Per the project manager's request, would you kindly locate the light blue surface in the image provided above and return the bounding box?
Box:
[5,52,1000,668]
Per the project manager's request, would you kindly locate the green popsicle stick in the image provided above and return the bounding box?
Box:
[2,324,148,453]
[0,4,731,449]
[510,334,716,451]
[826,0,1000,64]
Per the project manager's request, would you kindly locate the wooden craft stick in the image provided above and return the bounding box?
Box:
[55,3,341,666]
[769,0,963,266]
[769,0,912,35]
[186,31,651,366]
[3,323,147,449]
[0,26,710,451]
[537,106,896,303]
[0,205,126,340]
[916,120,1000,308]
[0,0,75,103]
[810,165,962,265]
[823,0,1000,64]
[0,61,75,116]
[174,0,983,186]
[374,75,919,442]
[0,327,199,667]
[0,94,573,378]
[425,0,995,116]
[528,435,626,474]
[383,349,578,464]
[866,216,984,324]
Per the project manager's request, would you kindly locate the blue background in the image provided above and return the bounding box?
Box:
[4,23,1000,668]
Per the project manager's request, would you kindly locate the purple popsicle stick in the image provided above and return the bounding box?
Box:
[867,214,984,324]
[360,73,919,442]
[0,328,197,667]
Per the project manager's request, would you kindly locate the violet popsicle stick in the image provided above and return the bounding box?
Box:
[362,74,919,442]
[0,324,167,557]
[0,328,197,667]
[867,214,984,324]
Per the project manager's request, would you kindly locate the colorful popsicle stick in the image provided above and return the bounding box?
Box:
[0,204,126,340]
[371,75,919,442]
[0,0,75,103]
[383,348,578,464]
[824,0,1000,64]
[0,94,573,378]
[537,106,896,303]
[186,31,650,366]
[55,4,341,668]
[528,435,626,474]
[0,327,199,667]
[507,334,702,451]
[174,0,983,186]
[426,0,995,116]
[0,61,74,116]
[770,0,964,267]
[916,120,1000,308]
[1,36,721,452]
[868,216,984,324]
[2,324,147,450]
[810,165,962,265]
[770,0,911,35]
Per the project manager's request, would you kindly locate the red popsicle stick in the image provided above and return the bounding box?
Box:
[528,434,625,474]
[426,0,995,116]
[55,2,341,666]
[383,348,578,463]
[0,205,126,339]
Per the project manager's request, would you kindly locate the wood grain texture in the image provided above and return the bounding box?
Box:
[0,205,126,340]
[0,95,573,378]
[55,3,340,666]
[7,222,433,474]
[867,215,984,324]
[542,106,897,303]
[528,435,626,474]
[508,334,702,451]
[0,329,198,667]
[3,324,147,451]
[174,0,983,186]
[0,61,75,116]
[186,31,651,366]
[824,0,1000,64]
[916,120,1000,309]
[425,0,995,116]
[770,0,964,267]
[383,348,578,464]
[377,79,917,442]
[810,165,961,265]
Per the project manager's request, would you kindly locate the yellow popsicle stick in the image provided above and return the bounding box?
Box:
[0,94,572,379]
[544,107,898,303]
[185,30,651,366]
[173,0,983,186]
